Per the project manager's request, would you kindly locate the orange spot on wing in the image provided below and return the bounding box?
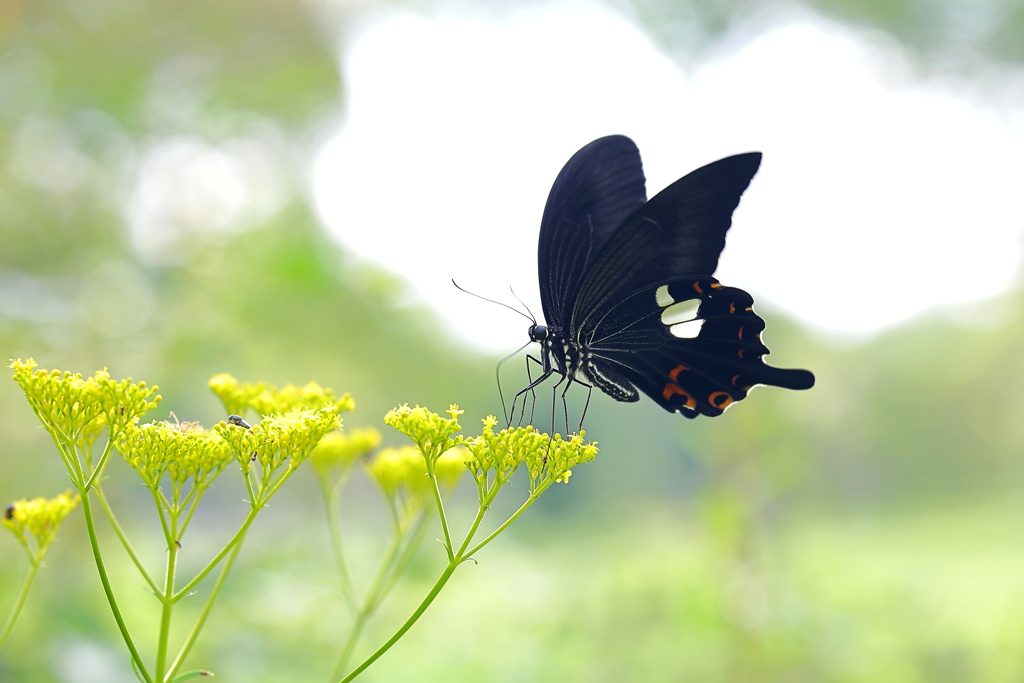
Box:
[662,383,696,409]
[669,365,688,382]
[737,349,745,358]
[710,283,722,289]
[729,303,736,314]
[731,375,741,386]
[737,327,744,340]
[709,392,734,409]
[692,281,704,294]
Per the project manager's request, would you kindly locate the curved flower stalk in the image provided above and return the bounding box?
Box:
[326,442,467,680]
[337,405,597,683]
[311,428,384,616]
[9,358,162,679]
[0,491,80,648]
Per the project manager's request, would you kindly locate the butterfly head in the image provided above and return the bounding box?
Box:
[528,324,548,343]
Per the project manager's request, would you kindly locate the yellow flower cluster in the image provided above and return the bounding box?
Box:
[117,421,234,491]
[2,491,80,552]
[209,373,354,418]
[366,445,466,501]
[462,418,598,495]
[215,406,340,473]
[383,404,463,462]
[310,427,382,478]
[9,359,161,440]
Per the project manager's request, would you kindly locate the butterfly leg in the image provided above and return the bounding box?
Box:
[510,361,557,429]
[566,375,593,434]
[549,370,578,435]
[524,354,544,428]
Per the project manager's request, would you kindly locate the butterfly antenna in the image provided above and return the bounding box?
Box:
[452,279,535,324]
[508,287,537,324]
[496,340,531,425]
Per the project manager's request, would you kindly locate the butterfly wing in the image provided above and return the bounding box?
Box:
[537,135,648,329]
[580,277,815,417]
[569,152,762,329]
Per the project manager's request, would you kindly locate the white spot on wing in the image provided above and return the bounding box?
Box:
[661,299,700,325]
[655,285,674,308]
[670,319,704,338]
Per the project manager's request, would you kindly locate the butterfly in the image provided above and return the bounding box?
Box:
[515,135,814,424]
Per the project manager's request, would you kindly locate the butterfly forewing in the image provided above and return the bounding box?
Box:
[569,153,762,331]
[537,135,647,328]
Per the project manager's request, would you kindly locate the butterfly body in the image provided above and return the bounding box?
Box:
[523,135,814,421]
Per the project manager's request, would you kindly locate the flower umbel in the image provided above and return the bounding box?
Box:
[1,490,80,650]
[209,373,355,417]
[367,445,466,505]
[311,427,382,480]
[462,418,598,496]
[9,359,162,489]
[92,370,163,432]
[9,359,162,439]
[383,404,463,463]
[2,491,80,558]
[215,406,340,490]
[117,421,233,505]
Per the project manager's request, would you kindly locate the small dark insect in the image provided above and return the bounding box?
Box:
[227,415,252,429]
[175,540,182,549]
[4,505,14,521]
[514,135,814,428]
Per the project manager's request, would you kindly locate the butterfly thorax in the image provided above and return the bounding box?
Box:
[530,323,581,378]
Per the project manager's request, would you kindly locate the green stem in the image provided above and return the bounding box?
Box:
[337,562,460,683]
[330,611,368,683]
[327,509,413,682]
[94,486,160,594]
[463,494,538,559]
[242,466,258,508]
[49,433,83,488]
[0,559,40,649]
[165,541,245,681]
[177,487,204,537]
[372,513,430,611]
[152,490,173,544]
[320,479,356,613]
[80,493,152,683]
[427,461,454,562]
[155,509,180,682]
[82,438,116,492]
[453,490,497,559]
[172,507,258,602]
[336,475,543,681]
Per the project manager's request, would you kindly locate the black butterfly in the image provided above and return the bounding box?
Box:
[515,135,814,424]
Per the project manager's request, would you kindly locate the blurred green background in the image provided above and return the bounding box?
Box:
[3,0,1024,681]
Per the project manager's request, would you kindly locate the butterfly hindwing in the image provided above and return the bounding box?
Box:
[581,277,815,417]
[537,136,647,329]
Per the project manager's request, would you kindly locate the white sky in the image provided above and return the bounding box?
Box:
[311,2,1024,349]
